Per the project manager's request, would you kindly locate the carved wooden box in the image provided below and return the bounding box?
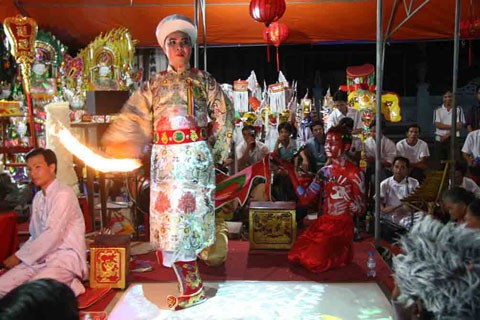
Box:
[249,201,297,250]
[90,235,130,289]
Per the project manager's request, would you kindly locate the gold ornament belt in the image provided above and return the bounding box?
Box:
[153,127,207,145]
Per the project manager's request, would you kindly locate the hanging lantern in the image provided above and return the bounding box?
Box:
[460,1,480,66]
[264,22,288,72]
[249,0,286,27]
[460,18,480,39]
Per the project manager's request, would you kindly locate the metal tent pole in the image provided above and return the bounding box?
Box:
[193,0,199,68]
[374,0,384,249]
[450,0,461,185]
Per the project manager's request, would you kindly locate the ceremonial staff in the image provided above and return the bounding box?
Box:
[3,15,38,148]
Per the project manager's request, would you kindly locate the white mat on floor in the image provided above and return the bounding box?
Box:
[108,281,393,320]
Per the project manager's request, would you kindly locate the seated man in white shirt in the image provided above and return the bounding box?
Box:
[325,90,363,134]
[365,120,397,198]
[454,162,480,198]
[235,125,269,172]
[380,156,420,229]
[0,148,87,298]
[462,128,480,183]
[396,124,430,183]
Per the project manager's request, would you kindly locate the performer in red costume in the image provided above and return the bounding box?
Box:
[286,126,365,273]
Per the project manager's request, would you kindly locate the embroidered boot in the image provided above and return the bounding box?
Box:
[166,260,207,311]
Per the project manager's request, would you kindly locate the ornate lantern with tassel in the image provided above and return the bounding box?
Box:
[249,0,286,27]
[264,22,289,72]
[460,1,480,66]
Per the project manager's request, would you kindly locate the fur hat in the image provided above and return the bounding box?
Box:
[393,215,480,319]
[155,14,197,50]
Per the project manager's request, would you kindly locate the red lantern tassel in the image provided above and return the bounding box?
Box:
[469,40,472,66]
[276,47,280,72]
[266,44,271,62]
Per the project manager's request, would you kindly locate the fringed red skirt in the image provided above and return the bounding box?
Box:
[288,214,354,273]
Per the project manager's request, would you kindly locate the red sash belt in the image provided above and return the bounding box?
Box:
[153,127,208,145]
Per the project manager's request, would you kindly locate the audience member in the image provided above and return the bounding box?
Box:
[466,198,480,229]
[379,157,420,229]
[300,120,326,174]
[272,122,298,203]
[235,125,269,172]
[325,90,363,134]
[454,162,480,197]
[338,117,363,166]
[433,90,465,168]
[364,120,396,197]
[274,122,297,162]
[465,85,480,132]
[0,148,87,298]
[441,186,475,223]
[395,124,430,183]
[0,279,79,320]
[461,128,480,183]
[392,215,480,320]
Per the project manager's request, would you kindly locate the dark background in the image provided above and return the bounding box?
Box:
[200,40,480,98]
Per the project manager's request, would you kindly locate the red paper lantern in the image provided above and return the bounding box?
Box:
[460,18,480,39]
[249,0,286,27]
[263,22,288,71]
[460,17,480,66]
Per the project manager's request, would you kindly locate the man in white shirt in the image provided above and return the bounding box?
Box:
[396,124,430,183]
[380,156,420,229]
[0,148,87,298]
[454,163,480,198]
[433,90,465,168]
[364,120,397,198]
[325,90,363,134]
[461,128,480,183]
[235,125,269,172]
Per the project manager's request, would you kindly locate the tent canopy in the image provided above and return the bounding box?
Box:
[0,1,472,49]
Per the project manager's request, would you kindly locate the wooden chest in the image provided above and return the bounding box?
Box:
[89,235,130,289]
[249,201,297,250]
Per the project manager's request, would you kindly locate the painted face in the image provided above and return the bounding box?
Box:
[392,159,408,182]
[465,208,480,229]
[164,31,192,70]
[443,198,467,222]
[27,154,56,190]
[324,132,344,159]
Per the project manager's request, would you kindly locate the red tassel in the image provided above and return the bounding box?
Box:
[276,46,280,72]
[266,44,270,62]
[469,40,472,66]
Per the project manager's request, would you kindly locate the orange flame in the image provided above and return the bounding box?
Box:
[56,126,141,173]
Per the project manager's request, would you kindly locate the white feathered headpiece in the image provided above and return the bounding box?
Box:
[393,215,480,319]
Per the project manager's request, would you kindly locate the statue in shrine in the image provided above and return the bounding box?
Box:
[79,28,138,91]
[30,30,67,101]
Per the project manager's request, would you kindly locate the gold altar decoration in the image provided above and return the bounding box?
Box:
[3,15,38,147]
[0,100,22,117]
[249,201,297,250]
[79,28,137,91]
